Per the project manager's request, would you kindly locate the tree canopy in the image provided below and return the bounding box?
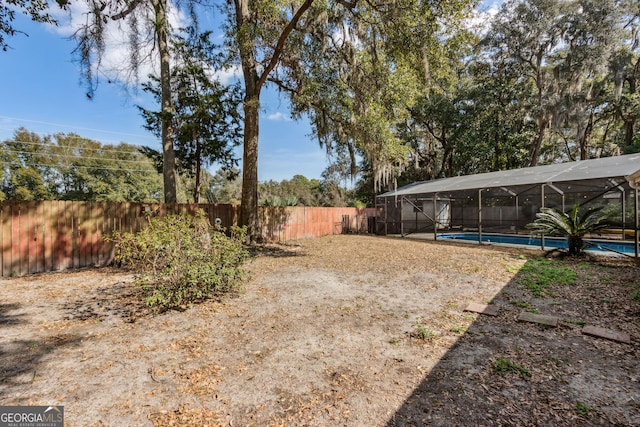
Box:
[0,0,69,51]
[2,0,639,216]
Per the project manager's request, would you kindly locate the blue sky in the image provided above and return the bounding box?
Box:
[0,14,329,182]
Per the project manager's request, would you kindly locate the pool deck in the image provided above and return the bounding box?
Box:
[387,233,636,257]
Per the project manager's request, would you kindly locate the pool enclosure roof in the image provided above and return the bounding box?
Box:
[379,153,640,197]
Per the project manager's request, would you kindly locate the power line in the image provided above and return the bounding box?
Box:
[1,146,156,165]
[0,124,159,148]
[0,115,153,140]
[2,138,159,156]
[0,159,158,174]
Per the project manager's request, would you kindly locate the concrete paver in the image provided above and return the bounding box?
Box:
[582,325,631,344]
[464,302,499,316]
[517,311,559,327]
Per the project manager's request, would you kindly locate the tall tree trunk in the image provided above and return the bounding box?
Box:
[624,119,635,148]
[623,73,637,148]
[153,0,177,203]
[529,116,547,167]
[578,111,593,160]
[194,131,202,203]
[233,0,314,242]
[240,91,260,241]
[235,0,261,242]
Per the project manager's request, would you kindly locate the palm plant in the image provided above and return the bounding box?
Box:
[526,204,609,255]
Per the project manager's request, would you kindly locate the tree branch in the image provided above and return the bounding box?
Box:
[335,0,359,7]
[111,0,144,21]
[257,0,314,90]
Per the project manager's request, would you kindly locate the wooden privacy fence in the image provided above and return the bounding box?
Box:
[0,201,377,277]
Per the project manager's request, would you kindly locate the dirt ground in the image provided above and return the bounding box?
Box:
[1,234,639,426]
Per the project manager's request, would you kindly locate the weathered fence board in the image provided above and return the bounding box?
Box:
[0,201,377,276]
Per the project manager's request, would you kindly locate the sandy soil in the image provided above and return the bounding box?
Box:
[0,234,638,426]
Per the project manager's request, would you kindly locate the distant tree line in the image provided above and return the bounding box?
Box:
[0,127,368,206]
[0,128,163,202]
[205,167,366,207]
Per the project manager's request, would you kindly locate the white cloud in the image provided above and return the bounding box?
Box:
[214,64,242,84]
[466,1,501,36]
[267,112,292,122]
[50,1,187,87]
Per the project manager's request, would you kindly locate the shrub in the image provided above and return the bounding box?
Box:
[411,322,435,340]
[112,209,248,312]
[526,204,608,255]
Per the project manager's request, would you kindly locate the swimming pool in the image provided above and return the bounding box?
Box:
[437,232,639,255]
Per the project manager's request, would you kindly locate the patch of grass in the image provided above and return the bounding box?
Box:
[505,264,520,274]
[599,275,613,285]
[519,259,577,297]
[576,401,596,417]
[510,299,531,308]
[492,357,531,378]
[565,319,587,326]
[411,322,435,341]
[389,337,402,345]
[449,325,468,334]
[631,288,640,301]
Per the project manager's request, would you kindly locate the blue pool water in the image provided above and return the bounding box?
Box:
[438,233,639,255]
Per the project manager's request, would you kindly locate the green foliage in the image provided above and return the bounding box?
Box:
[262,195,299,207]
[138,27,243,203]
[206,167,242,204]
[519,259,578,297]
[527,204,609,255]
[411,322,435,341]
[112,209,248,312]
[0,128,164,202]
[449,325,468,334]
[575,401,596,417]
[600,200,636,227]
[0,0,70,51]
[510,299,532,309]
[493,357,531,378]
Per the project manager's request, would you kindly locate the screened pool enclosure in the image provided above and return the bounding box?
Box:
[375,153,640,257]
